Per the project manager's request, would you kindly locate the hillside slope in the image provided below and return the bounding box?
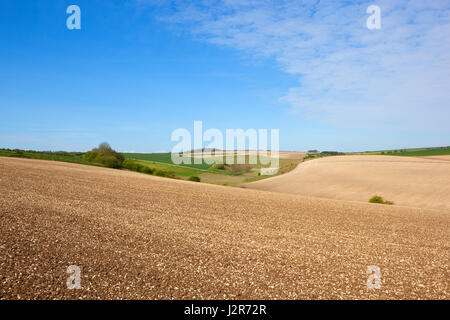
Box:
[245,155,450,211]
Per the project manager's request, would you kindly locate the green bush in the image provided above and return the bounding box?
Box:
[83,143,124,168]
[92,142,124,162]
[122,159,139,171]
[154,170,175,178]
[154,170,165,177]
[212,163,226,170]
[188,176,200,182]
[140,166,154,174]
[122,159,155,175]
[83,151,98,162]
[369,196,394,205]
[304,154,318,160]
[100,155,123,168]
[320,151,344,156]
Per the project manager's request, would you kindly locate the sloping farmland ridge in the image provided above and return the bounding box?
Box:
[0,157,448,299]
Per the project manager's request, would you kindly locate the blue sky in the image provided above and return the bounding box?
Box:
[0,0,449,152]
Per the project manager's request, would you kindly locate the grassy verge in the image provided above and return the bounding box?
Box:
[0,149,97,166]
[302,151,346,161]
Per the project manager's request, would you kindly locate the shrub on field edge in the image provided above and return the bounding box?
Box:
[83,142,124,168]
[154,170,175,178]
[212,163,225,170]
[122,159,155,175]
[92,142,124,162]
[122,159,139,171]
[83,151,122,168]
[140,166,155,175]
[188,176,200,182]
[83,143,179,179]
[369,195,394,205]
[101,155,123,169]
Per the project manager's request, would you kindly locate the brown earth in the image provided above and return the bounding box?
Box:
[245,155,450,211]
[419,155,450,161]
[276,151,308,159]
[192,151,307,159]
[0,157,448,299]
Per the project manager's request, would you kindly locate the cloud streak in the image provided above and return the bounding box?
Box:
[146,0,450,132]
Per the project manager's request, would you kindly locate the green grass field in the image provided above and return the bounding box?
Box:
[125,153,302,184]
[122,152,277,170]
[361,146,450,157]
[122,153,212,170]
[133,160,205,176]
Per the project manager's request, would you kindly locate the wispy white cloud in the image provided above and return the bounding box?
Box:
[144,0,450,132]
